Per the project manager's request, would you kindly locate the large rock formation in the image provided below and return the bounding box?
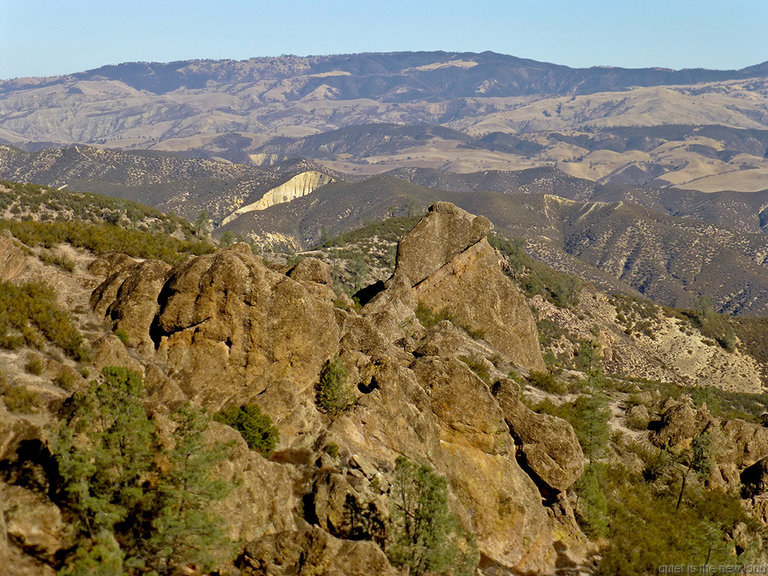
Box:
[389,202,545,370]
[493,379,585,494]
[86,204,584,574]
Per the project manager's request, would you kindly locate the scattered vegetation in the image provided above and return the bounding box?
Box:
[0,279,88,359]
[39,248,76,272]
[386,456,478,576]
[414,302,484,339]
[490,234,581,308]
[0,180,195,239]
[0,220,213,265]
[214,403,280,457]
[459,355,491,385]
[54,367,235,575]
[319,215,420,249]
[526,370,567,395]
[613,294,660,338]
[1,383,42,413]
[316,355,355,415]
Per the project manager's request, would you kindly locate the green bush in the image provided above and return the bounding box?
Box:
[386,456,478,576]
[317,355,355,415]
[113,329,130,345]
[573,462,610,538]
[0,279,88,359]
[490,233,581,308]
[535,388,610,459]
[54,366,81,392]
[459,355,491,384]
[527,370,567,395]
[214,404,280,457]
[54,367,235,575]
[575,339,601,372]
[1,384,41,413]
[24,352,44,375]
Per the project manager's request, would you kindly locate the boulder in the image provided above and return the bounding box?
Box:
[240,523,397,576]
[90,334,144,375]
[492,379,585,494]
[147,246,341,445]
[0,230,25,281]
[287,257,332,285]
[390,202,544,370]
[86,252,136,277]
[0,483,66,562]
[104,260,170,352]
[395,202,492,286]
[207,421,296,543]
[652,397,714,450]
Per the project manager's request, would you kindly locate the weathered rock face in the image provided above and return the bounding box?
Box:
[240,523,398,576]
[410,357,553,571]
[396,201,492,286]
[652,398,714,450]
[287,257,336,301]
[287,257,332,286]
[207,421,297,543]
[493,379,585,494]
[652,397,768,495]
[92,260,170,352]
[391,202,545,370]
[0,230,25,281]
[0,483,65,563]
[86,252,136,277]
[81,205,589,573]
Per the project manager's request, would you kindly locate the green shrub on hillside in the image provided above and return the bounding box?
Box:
[527,370,567,395]
[0,220,213,264]
[386,456,478,576]
[214,404,280,457]
[489,233,581,308]
[0,279,87,359]
[317,355,355,415]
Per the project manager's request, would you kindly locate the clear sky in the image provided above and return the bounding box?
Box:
[1,0,766,80]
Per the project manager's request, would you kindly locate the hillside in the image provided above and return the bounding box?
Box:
[0,144,330,222]
[214,173,768,316]
[1,186,768,574]
[3,53,768,191]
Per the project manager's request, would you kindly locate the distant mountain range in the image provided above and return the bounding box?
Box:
[2,52,768,192]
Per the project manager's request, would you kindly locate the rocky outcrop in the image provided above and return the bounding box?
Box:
[86,252,136,277]
[221,171,333,225]
[287,257,336,301]
[395,201,492,285]
[652,397,768,495]
[0,230,25,281]
[239,523,397,576]
[93,260,170,352]
[493,379,585,494]
[83,204,586,573]
[391,202,545,370]
[410,357,553,571]
[0,483,65,563]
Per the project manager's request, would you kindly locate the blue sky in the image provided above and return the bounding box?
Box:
[1,0,766,79]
